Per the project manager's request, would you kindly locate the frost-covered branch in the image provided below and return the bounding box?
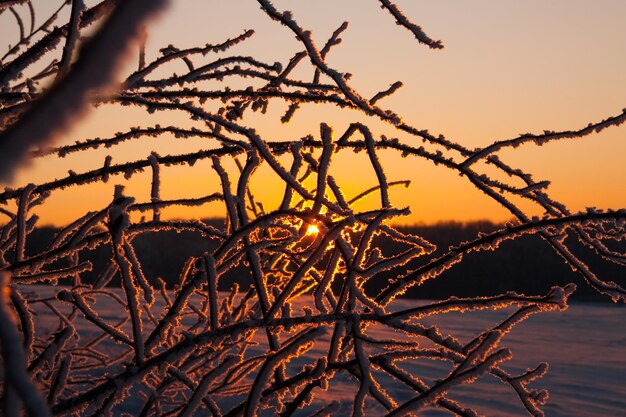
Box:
[0,2,624,416]
[0,0,169,181]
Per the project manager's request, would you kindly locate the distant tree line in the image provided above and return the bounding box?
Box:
[21,219,624,301]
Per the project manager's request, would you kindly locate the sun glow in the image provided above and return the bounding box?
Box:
[306,224,320,235]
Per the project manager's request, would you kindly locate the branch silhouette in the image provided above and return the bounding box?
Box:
[0,2,624,417]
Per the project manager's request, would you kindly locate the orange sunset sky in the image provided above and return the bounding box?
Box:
[1,0,625,226]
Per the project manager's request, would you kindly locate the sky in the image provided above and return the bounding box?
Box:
[1,0,625,226]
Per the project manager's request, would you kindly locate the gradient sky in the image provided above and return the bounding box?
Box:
[2,0,625,226]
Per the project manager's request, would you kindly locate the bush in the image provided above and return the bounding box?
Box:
[0,1,624,416]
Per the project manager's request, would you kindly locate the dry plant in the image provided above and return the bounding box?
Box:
[0,1,625,416]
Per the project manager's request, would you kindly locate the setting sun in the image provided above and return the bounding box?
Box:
[306,224,320,235]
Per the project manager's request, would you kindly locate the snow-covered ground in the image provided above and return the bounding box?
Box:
[21,286,626,416]
[292,299,626,417]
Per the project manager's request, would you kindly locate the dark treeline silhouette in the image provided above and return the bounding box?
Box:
[24,219,625,301]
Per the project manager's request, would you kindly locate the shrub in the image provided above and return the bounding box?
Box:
[0,1,624,416]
